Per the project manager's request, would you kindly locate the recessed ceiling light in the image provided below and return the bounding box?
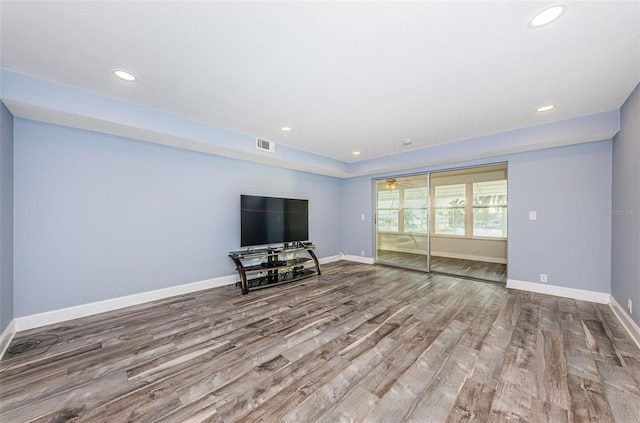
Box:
[529,4,566,28]
[353,151,361,156]
[280,126,292,133]
[536,104,555,112]
[402,139,413,146]
[113,69,137,82]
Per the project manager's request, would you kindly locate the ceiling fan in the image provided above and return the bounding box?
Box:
[384,178,412,189]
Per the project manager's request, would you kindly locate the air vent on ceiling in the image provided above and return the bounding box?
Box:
[256,138,276,152]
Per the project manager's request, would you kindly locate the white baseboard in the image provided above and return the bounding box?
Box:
[11,254,343,333]
[506,279,610,304]
[319,254,342,264]
[14,274,239,332]
[342,254,375,265]
[431,251,507,264]
[609,296,640,350]
[379,246,427,255]
[0,319,16,360]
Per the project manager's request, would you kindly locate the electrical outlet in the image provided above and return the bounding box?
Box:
[540,274,548,283]
[360,250,365,256]
[628,298,633,314]
[360,214,365,221]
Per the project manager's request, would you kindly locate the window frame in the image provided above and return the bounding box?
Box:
[430,179,507,240]
[376,184,428,235]
[433,183,467,236]
[377,189,400,233]
[471,180,508,238]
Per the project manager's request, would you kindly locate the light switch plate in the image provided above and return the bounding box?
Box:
[529,211,537,220]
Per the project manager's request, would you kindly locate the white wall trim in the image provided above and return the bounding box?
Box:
[378,246,428,256]
[609,296,640,350]
[319,254,342,265]
[0,320,16,360]
[7,265,638,355]
[11,254,343,333]
[431,251,507,264]
[14,274,239,332]
[506,279,610,304]
[342,254,375,265]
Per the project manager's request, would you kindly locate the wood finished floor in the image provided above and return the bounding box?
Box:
[1,262,639,422]
[376,250,507,283]
[429,256,506,283]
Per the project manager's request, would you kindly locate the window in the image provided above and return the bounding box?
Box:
[432,179,507,238]
[376,184,428,234]
[377,189,399,232]
[473,180,507,238]
[434,184,466,235]
[403,187,428,233]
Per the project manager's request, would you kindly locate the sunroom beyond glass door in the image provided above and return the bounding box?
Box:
[429,164,508,283]
[375,175,429,270]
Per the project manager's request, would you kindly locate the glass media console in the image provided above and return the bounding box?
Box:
[229,243,321,295]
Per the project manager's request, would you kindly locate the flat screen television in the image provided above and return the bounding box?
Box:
[240,195,309,247]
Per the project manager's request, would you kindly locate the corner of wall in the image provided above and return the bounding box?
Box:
[611,81,640,329]
[0,101,15,337]
[609,296,640,350]
[0,319,16,360]
[506,278,610,304]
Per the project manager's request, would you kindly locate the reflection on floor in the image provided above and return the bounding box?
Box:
[376,250,429,269]
[431,256,506,283]
[376,250,507,283]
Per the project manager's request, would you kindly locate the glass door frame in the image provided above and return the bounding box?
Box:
[427,162,509,282]
[373,173,431,272]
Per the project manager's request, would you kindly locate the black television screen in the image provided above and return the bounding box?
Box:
[241,195,309,247]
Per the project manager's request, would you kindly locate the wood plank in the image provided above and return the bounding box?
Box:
[529,398,570,423]
[238,355,351,422]
[317,386,379,423]
[1,261,639,423]
[281,337,400,423]
[596,359,640,423]
[488,346,535,422]
[620,354,640,389]
[358,319,443,398]
[445,379,495,423]
[458,287,507,350]
[404,344,478,422]
[567,373,616,423]
[560,319,601,383]
[534,328,571,410]
[538,295,561,333]
[361,320,469,422]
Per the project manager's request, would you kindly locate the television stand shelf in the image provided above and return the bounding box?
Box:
[229,243,321,295]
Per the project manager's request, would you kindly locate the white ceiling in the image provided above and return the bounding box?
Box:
[1,1,639,163]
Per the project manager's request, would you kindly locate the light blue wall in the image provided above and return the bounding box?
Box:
[1,70,620,179]
[342,156,511,258]
[349,111,619,177]
[612,83,640,327]
[0,102,14,333]
[13,119,343,317]
[342,177,375,258]
[1,69,350,178]
[508,141,612,292]
[11,118,617,319]
[4,67,625,319]
[342,141,613,294]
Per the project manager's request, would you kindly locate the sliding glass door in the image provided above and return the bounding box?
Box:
[375,175,430,270]
[429,164,508,282]
[374,164,508,282]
